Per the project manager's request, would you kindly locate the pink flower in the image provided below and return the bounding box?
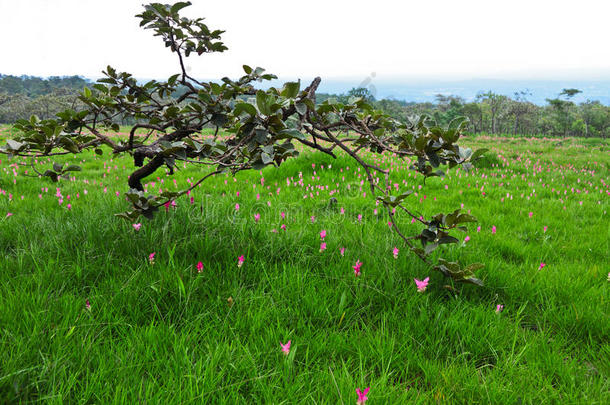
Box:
[320,242,326,252]
[66,203,72,210]
[320,230,327,240]
[495,304,504,313]
[196,261,203,273]
[340,247,345,256]
[538,262,546,271]
[393,247,399,259]
[254,213,260,223]
[357,214,362,223]
[5,212,12,218]
[85,299,91,311]
[528,212,533,218]
[414,277,429,292]
[280,212,285,220]
[387,221,393,228]
[310,215,316,223]
[356,387,370,404]
[281,224,287,231]
[543,226,548,233]
[353,260,362,276]
[464,236,470,243]
[237,255,245,268]
[477,226,481,232]
[491,225,497,234]
[280,340,291,355]
[148,252,155,265]
[235,203,240,211]
[133,223,142,231]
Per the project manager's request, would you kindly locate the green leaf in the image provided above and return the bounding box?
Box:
[234,102,257,117]
[281,81,300,98]
[83,86,92,98]
[261,152,273,164]
[278,128,306,140]
[256,91,271,115]
[170,1,191,14]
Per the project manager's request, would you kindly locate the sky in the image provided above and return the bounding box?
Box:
[1,0,609,84]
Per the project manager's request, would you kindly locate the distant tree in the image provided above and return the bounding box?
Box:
[477,91,508,134]
[347,87,375,102]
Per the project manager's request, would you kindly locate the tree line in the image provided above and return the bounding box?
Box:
[320,88,609,138]
[1,74,608,137]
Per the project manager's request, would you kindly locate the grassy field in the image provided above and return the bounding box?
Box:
[0,125,608,403]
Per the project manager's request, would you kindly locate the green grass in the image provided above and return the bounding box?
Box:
[0,126,608,403]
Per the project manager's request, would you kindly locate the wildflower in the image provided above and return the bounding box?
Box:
[357,214,362,223]
[491,225,497,234]
[238,255,245,268]
[254,213,260,223]
[320,242,326,252]
[356,387,370,404]
[543,226,548,233]
[235,203,240,212]
[414,277,429,292]
[85,299,91,311]
[464,236,470,243]
[148,252,155,265]
[495,304,504,313]
[320,230,327,240]
[393,247,399,259]
[310,215,316,223]
[340,247,345,256]
[133,223,142,231]
[280,340,291,355]
[281,224,287,231]
[67,203,72,210]
[5,212,12,218]
[538,262,546,271]
[353,260,362,276]
[477,226,481,232]
[528,212,533,218]
[196,261,203,273]
[280,212,285,220]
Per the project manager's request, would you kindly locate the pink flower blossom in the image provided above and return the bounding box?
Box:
[538,262,546,270]
[320,230,327,240]
[340,247,345,256]
[281,224,287,231]
[5,212,12,218]
[477,226,481,232]
[392,247,399,259]
[254,213,261,223]
[235,203,240,211]
[491,225,497,234]
[197,261,203,273]
[133,223,142,231]
[414,277,429,292]
[280,212,285,220]
[280,340,291,355]
[353,260,362,276]
[356,387,370,404]
[85,299,91,311]
[543,226,548,233]
[495,304,504,313]
[238,255,245,268]
[464,236,470,243]
[148,252,155,265]
[310,215,316,223]
[528,212,533,218]
[320,242,326,252]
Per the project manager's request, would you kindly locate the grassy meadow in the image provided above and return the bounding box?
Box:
[0,125,608,403]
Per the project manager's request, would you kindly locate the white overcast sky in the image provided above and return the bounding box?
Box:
[1,0,609,81]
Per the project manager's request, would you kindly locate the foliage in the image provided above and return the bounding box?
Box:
[0,1,487,286]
